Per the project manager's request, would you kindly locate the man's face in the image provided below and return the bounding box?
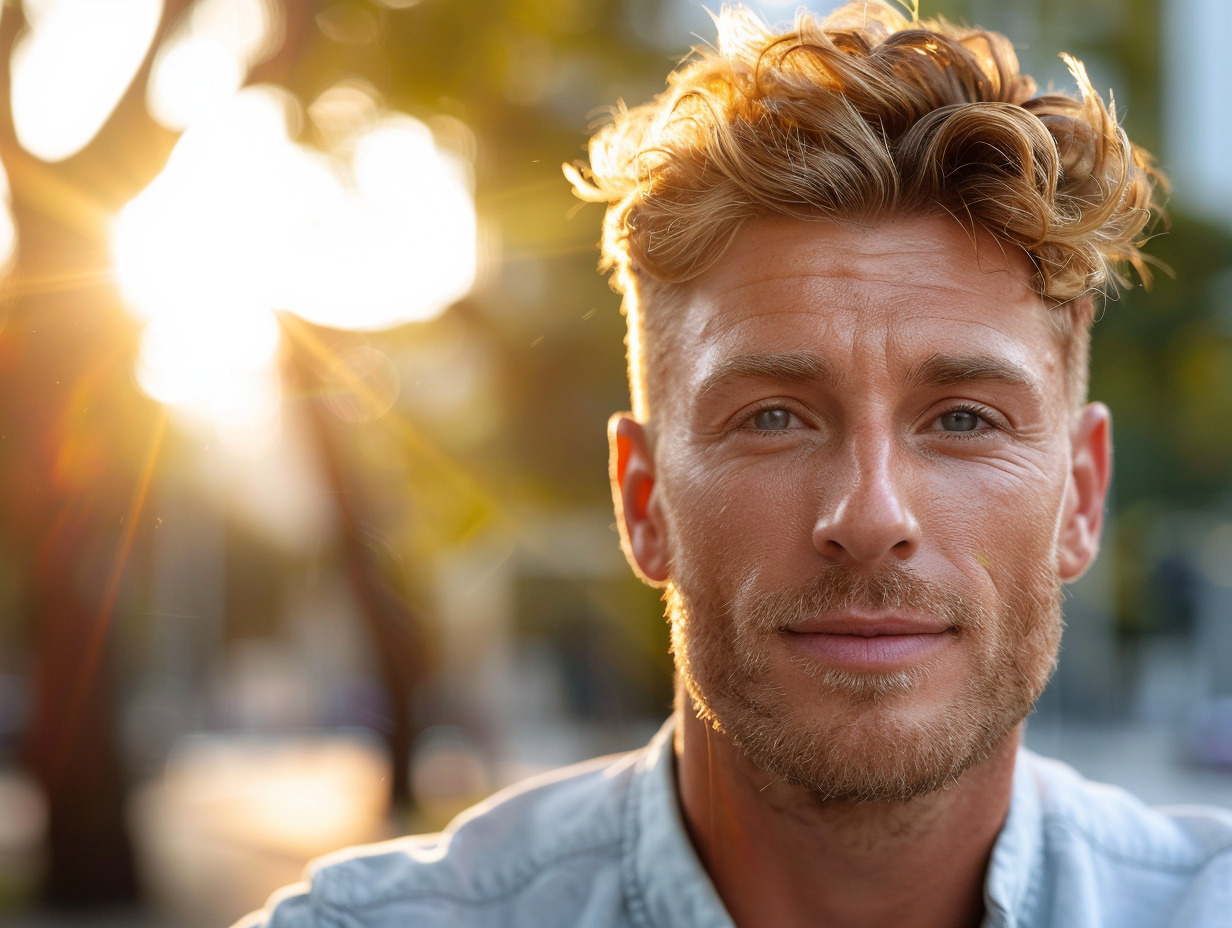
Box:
[613,214,1110,801]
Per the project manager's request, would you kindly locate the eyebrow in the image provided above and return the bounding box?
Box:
[697,352,840,397]
[696,350,1044,402]
[905,354,1041,397]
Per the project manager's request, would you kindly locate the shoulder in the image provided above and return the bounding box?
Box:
[1023,749,1232,868]
[235,746,650,928]
[1003,749,1232,926]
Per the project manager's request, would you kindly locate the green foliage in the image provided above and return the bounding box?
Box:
[1090,211,1232,511]
[895,0,922,21]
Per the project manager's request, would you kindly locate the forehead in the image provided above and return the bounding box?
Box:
[670,214,1064,399]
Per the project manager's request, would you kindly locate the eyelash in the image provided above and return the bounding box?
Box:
[737,402,807,432]
[934,403,1002,437]
[731,401,1006,437]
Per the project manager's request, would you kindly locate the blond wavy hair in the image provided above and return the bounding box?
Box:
[567,2,1164,413]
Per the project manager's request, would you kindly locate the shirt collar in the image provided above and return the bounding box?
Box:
[625,719,1042,928]
[983,747,1046,927]
[622,718,736,928]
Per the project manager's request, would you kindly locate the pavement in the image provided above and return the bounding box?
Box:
[3,908,172,928]
[1024,718,1232,808]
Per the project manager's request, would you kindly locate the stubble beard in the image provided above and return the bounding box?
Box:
[668,560,1062,803]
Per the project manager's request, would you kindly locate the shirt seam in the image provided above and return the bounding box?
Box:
[621,750,656,928]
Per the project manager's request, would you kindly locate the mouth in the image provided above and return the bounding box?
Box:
[781,614,957,671]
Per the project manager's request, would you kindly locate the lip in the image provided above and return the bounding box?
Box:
[781,614,956,671]
[787,614,951,636]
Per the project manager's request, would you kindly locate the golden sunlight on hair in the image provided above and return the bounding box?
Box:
[568,1,1164,304]
[566,0,1164,417]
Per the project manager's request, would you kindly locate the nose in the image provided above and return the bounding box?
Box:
[812,431,921,565]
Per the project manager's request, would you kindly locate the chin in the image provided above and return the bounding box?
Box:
[669,574,1061,803]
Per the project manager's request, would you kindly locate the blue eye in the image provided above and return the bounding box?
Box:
[938,409,982,432]
[752,408,793,430]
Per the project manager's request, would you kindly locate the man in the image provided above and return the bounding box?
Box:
[240,3,1232,926]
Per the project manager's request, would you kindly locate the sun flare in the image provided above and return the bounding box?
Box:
[112,82,478,434]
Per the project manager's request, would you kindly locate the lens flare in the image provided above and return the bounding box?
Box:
[12,0,163,162]
[146,0,283,131]
[113,83,477,433]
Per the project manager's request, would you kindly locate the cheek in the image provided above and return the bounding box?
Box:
[663,456,818,571]
[924,456,1069,580]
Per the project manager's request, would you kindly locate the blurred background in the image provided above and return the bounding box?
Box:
[0,0,1229,924]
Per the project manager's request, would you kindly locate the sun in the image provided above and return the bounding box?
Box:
[112,82,478,440]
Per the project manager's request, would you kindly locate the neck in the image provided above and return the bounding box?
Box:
[674,699,1019,928]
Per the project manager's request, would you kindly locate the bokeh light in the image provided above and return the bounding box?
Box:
[11,0,163,162]
[112,82,477,432]
[0,163,18,278]
[290,115,478,331]
[146,0,282,131]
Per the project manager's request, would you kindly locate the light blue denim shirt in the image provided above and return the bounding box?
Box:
[236,720,1232,927]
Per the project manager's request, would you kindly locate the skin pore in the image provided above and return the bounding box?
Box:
[611,215,1111,928]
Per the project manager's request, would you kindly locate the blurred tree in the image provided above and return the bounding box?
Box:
[0,0,321,906]
[0,0,192,904]
[0,3,144,910]
[0,0,672,909]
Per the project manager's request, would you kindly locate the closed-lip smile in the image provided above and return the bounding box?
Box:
[782,613,956,670]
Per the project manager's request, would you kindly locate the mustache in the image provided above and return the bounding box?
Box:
[734,563,976,633]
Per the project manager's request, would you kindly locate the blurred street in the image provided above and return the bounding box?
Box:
[3,714,1231,928]
[1024,719,1232,809]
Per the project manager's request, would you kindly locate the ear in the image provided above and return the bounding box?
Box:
[610,414,671,584]
[1058,402,1112,582]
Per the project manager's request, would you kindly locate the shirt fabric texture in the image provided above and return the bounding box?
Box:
[237,719,1232,927]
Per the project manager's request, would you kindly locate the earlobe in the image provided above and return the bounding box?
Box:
[610,414,671,584]
[1058,402,1112,581]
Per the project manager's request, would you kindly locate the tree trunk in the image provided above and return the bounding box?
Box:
[0,0,193,905]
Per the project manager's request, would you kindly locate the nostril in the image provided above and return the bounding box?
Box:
[812,493,921,564]
[811,437,921,563]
